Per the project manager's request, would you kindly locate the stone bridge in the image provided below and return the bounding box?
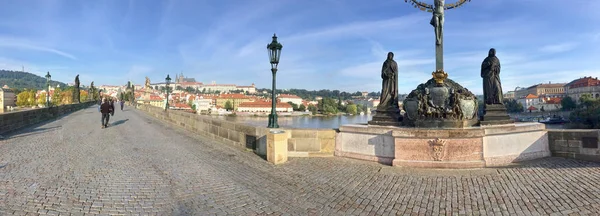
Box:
[1,105,600,215]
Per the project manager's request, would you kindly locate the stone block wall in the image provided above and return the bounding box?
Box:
[548,129,600,162]
[136,104,336,157]
[286,129,336,155]
[0,101,97,135]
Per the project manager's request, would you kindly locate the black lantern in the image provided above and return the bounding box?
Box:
[45,71,51,107]
[267,34,283,128]
[165,74,171,111]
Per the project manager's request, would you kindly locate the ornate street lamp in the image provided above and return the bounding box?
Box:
[45,71,51,107]
[267,33,283,128]
[165,74,171,111]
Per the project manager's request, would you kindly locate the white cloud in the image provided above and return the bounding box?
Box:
[0,37,77,60]
[125,65,154,82]
[539,42,579,53]
[286,13,428,43]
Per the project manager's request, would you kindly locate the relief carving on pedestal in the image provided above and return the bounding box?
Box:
[429,138,447,161]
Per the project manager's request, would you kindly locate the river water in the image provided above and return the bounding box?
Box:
[215,114,373,129]
[214,114,567,129]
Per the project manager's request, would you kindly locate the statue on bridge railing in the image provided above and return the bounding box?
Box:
[89,81,94,101]
[73,74,81,104]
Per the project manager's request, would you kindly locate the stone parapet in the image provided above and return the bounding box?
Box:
[548,129,600,162]
[135,104,335,158]
[0,101,97,135]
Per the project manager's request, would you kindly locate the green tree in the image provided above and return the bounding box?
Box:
[287,102,299,111]
[503,99,524,113]
[80,90,88,102]
[37,92,47,105]
[185,86,195,93]
[346,104,358,115]
[27,90,36,106]
[561,96,577,111]
[357,105,363,114]
[308,104,317,115]
[16,91,29,106]
[569,96,600,128]
[579,93,596,108]
[52,88,62,105]
[224,100,233,111]
[191,104,197,111]
[298,104,306,112]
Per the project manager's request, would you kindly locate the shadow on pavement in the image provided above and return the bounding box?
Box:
[1,125,63,140]
[112,119,129,126]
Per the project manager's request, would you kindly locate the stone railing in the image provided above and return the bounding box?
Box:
[548,129,600,162]
[0,101,97,135]
[136,104,335,157]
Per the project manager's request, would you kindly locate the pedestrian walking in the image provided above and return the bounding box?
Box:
[100,98,111,128]
[109,98,115,117]
[120,100,125,111]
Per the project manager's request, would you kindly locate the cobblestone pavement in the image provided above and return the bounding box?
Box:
[1,106,600,215]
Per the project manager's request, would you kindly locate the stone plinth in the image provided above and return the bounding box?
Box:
[267,130,288,165]
[336,123,550,168]
[368,110,402,126]
[481,104,514,125]
[335,124,396,165]
[393,127,486,168]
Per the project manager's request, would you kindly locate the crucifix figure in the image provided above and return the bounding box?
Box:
[431,0,444,46]
[406,0,470,71]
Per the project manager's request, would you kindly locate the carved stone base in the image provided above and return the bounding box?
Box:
[481,104,514,125]
[368,109,402,126]
[412,118,479,128]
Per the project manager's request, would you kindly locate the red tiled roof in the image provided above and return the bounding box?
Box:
[204,84,236,86]
[179,82,202,86]
[545,97,562,104]
[173,103,191,108]
[279,94,301,99]
[149,95,163,101]
[218,94,249,99]
[525,94,538,99]
[239,101,292,108]
[567,77,600,89]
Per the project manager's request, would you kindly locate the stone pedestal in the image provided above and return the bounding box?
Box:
[368,109,402,126]
[480,104,514,125]
[336,123,550,168]
[267,130,288,165]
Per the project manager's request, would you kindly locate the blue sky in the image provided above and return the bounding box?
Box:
[0,0,598,94]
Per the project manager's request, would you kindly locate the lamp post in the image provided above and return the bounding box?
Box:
[165,74,171,111]
[45,71,51,107]
[267,34,283,128]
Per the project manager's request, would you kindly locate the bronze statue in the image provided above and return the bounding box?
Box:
[481,48,503,105]
[90,82,96,101]
[378,52,399,111]
[368,52,402,126]
[73,74,80,103]
[430,0,445,46]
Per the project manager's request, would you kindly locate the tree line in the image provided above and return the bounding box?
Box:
[255,88,380,101]
[15,86,91,107]
[0,70,67,91]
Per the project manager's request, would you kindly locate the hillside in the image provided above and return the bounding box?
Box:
[0,70,67,90]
